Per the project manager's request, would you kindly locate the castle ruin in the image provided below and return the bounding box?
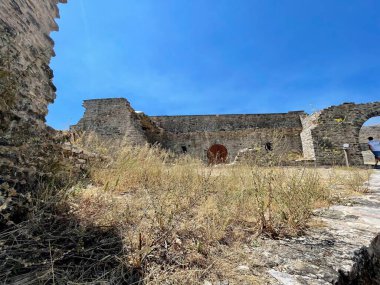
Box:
[1,1,380,283]
[72,98,380,166]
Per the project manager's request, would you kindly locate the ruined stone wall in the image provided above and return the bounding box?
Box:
[71,98,155,147]
[164,128,303,163]
[0,0,67,191]
[311,102,380,165]
[151,112,305,162]
[71,99,380,166]
[72,99,305,162]
[150,111,305,133]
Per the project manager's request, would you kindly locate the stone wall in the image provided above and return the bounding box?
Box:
[71,98,154,147]
[152,112,305,162]
[150,111,305,133]
[164,128,303,163]
[0,0,67,190]
[0,0,66,133]
[311,102,380,166]
[72,99,305,163]
[73,99,380,165]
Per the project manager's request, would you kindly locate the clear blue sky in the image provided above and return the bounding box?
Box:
[47,0,380,130]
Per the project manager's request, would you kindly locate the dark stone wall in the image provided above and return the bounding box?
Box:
[0,0,66,133]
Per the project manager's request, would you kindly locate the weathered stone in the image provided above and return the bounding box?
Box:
[71,98,306,163]
[312,102,380,166]
[71,99,380,166]
[0,0,69,219]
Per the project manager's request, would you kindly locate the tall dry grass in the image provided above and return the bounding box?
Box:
[69,143,334,282]
[2,137,371,284]
[0,129,371,284]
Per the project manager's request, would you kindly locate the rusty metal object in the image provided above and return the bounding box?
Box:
[207,144,228,165]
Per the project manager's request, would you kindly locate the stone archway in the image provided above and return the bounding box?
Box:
[207,144,228,165]
[311,102,380,166]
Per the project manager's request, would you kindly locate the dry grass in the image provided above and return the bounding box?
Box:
[316,167,371,200]
[0,184,140,284]
[67,144,345,283]
[1,141,371,284]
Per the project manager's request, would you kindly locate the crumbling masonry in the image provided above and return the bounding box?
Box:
[71,98,380,165]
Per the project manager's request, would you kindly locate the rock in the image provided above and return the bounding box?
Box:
[236,265,250,272]
[268,269,301,285]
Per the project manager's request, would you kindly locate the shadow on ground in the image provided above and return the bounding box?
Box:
[0,188,142,284]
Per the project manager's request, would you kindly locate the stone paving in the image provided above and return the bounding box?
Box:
[259,170,380,284]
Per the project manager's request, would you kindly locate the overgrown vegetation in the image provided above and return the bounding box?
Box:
[0,183,140,284]
[65,142,369,283]
[0,138,371,283]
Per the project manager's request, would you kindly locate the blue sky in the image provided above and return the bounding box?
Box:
[47,0,380,130]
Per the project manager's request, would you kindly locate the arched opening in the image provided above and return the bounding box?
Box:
[207,144,228,165]
[359,116,380,165]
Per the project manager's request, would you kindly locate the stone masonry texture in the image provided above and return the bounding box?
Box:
[311,102,380,166]
[72,98,307,163]
[0,0,68,188]
[0,0,72,226]
[72,98,380,166]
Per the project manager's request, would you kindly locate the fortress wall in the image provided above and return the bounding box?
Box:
[151,112,305,162]
[72,99,305,162]
[0,0,66,190]
[161,128,303,163]
[150,111,305,133]
[71,98,150,146]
